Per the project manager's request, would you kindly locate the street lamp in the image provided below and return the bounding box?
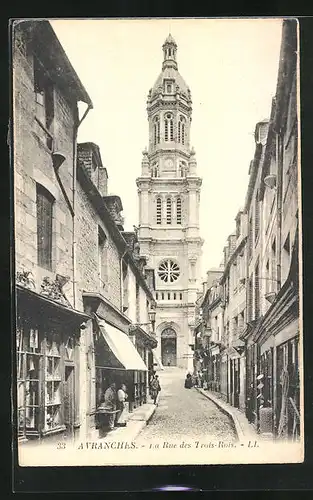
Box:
[130,306,156,333]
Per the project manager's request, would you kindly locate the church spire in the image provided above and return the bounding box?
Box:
[162,33,178,70]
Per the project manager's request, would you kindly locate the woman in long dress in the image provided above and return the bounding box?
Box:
[116,383,128,427]
[184,373,193,389]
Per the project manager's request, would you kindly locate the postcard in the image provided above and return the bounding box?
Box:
[12,17,303,466]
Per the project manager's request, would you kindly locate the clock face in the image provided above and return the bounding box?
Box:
[165,158,174,169]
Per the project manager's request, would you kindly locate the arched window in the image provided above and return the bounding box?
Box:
[156,197,162,224]
[166,197,172,224]
[164,113,173,142]
[168,48,172,57]
[178,116,186,144]
[182,122,185,145]
[176,197,182,224]
[153,116,160,145]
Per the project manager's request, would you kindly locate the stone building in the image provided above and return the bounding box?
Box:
[76,143,157,439]
[194,269,224,393]
[14,20,157,444]
[219,210,248,411]
[195,20,300,440]
[14,20,93,442]
[136,34,203,370]
[240,19,300,439]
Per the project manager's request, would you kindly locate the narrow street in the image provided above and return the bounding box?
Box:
[136,367,237,442]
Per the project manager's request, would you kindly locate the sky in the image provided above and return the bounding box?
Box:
[50,18,282,280]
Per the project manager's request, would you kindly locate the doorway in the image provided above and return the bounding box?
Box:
[63,365,75,438]
[161,328,177,367]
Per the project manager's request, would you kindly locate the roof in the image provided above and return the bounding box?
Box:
[163,33,177,46]
[78,142,108,175]
[28,20,93,107]
[151,66,190,96]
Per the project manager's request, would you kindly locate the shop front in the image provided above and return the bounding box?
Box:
[207,345,221,393]
[94,316,149,419]
[16,284,90,443]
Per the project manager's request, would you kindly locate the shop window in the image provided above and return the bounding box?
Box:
[17,323,41,438]
[45,336,62,431]
[36,184,54,270]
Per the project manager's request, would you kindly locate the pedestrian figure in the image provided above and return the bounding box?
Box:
[99,382,117,430]
[116,383,128,427]
[246,382,254,423]
[184,373,193,389]
[150,374,161,404]
[149,370,156,396]
[198,371,204,388]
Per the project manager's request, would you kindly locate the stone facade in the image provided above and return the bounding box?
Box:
[13,20,93,442]
[195,19,300,441]
[136,34,203,370]
[14,20,157,444]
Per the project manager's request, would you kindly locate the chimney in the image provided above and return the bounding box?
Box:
[103,195,124,231]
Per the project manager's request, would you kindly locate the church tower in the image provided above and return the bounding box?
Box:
[136,34,203,370]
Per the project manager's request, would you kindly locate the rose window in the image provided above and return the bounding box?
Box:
[158,260,180,283]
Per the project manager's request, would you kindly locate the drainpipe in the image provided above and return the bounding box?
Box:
[72,103,92,308]
[120,248,128,312]
[275,128,283,291]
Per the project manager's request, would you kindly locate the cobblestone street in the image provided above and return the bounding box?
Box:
[136,368,237,442]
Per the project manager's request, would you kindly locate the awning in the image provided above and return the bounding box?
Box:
[225,346,241,359]
[211,346,220,356]
[95,316,147,371]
